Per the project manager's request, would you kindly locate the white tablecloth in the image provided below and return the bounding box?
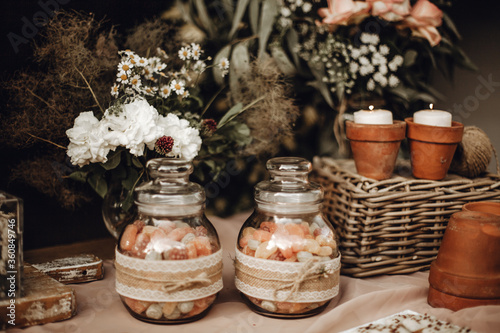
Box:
[10,212,500,332]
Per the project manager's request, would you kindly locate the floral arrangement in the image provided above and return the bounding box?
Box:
[1,10,299,218]
[67,46,228,167]
[183,0,475,155]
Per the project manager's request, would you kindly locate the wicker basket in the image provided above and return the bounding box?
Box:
[312,157,500,277]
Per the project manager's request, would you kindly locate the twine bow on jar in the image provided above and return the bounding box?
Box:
[273,257,334,302]
[161,272,212,293]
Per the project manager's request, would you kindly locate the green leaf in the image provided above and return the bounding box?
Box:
[213,44,231,85]
[270,44,296,76]
[122,168,140,191]
[229,41,251,96]
[249,0,260,35]
[217,103,243,128]
[442,12,461,39]
[307,60,335,108]
[193,0,215,38]
[68,170,88,183]
[217,95,266,129]
[258,0,278,59]
[88,170,108,199]
[219,122,252,146]
[229,0,250,39]
[100,150,121,170]
[404,50,418,67]
[286,28,301,68]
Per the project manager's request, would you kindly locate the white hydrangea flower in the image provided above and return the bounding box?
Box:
[359,45,369,55]
[367,78,376,91]
[280,7,292,17]
[156,113,202,161]
[66,111,115,167]
[359,56,370,66]
[372,52,387,66]
[373,72,388,87]
[101,99,162,156]
[359,64,375,76]
[379,65,388,75]
[302,2,312,12]
[388,74,400,87]
[393,55,404,66]
[351,48,361,59]
[360,33,380,45]
[349,62,359,74]
[379,45,390,56]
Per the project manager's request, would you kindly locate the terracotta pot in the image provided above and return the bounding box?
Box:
[428,211,500,311]
[345,120,406,180]
[463,201,500,216]
[405,118,464,180]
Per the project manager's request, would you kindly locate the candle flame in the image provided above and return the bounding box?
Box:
[429,103,434,110]
[369,105,374,111]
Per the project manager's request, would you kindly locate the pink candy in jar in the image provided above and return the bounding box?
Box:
[115,159,222,324]
[235,157,341,318]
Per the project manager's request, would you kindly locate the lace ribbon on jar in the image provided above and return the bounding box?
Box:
[115,248,223,302]
[235,248,340,303]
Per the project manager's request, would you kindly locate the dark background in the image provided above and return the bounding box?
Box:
[1,1,499,250]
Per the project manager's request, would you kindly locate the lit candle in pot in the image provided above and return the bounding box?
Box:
[353,105,393,125]
[413,104,452,127]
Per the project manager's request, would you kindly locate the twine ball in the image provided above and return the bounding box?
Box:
[450,126,497,178]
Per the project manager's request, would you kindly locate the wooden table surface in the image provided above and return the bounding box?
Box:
[24,237,117,264]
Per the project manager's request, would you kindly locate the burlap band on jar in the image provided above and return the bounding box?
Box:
[115,247,223,302]
[235,247,340,303]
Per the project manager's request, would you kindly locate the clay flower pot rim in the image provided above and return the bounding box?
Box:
[345,120,406,142]
[463,201,500,216]
[405,117,464,144]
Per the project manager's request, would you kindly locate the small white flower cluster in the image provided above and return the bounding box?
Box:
[311,34,356,95]
[66,99,202,166]
[277,0,314,29]
[111,44,226,101]
[349,33,403,91]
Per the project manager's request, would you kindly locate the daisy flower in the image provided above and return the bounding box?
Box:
[142,86,157,96]
[193,60,207,73]
[181,90,190,99]
[116,72,129,84]
[191,43,202,60]
[136,57,149,67]
[178,47,191,61]
[159,85,171,98]
[111,84,119,97]
[129,75,142,91]
[118,59,133,74]
[170,80,185,95]
[218,57,230,77]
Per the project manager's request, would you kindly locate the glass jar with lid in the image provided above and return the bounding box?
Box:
[115,158,223,324]
[235,157,340,318]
